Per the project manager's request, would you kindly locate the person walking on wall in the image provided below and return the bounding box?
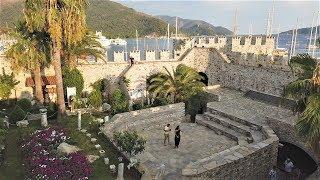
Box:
[174,126,181,148]
[163,124,171,146]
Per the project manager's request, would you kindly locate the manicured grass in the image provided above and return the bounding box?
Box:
[0,120,43,180]
[0,128,25,180]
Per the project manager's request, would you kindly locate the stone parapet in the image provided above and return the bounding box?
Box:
[129,50,141,61]
[160,50,171,60]
[114,51,125,62]
[101,103,185,138]
[145,50,157,61]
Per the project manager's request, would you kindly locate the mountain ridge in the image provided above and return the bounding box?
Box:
[280,26,320,35]
[157,15,232,36]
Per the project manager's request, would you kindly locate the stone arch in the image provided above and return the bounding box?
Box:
[278,141,318,177]
[199,72,209,86]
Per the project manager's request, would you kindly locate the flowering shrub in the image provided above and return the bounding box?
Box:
[21,127,93,179]
[114,130,146,156]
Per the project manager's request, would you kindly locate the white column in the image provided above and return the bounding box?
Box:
[40,108,48,127]
[104,115,109,122]
[77,110,82,130]
[117,163,124,180]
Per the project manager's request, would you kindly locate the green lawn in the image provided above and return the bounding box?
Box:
[0,128,25,180]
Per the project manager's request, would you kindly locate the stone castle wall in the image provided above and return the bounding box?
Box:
[190,48,294,96]
[266,117,318,162]
[0,46,293,99]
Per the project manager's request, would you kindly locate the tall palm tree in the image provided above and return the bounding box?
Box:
[147,64,204,103]
[284,54,320,154]
[62,30,104,68]
[6,22,51,104]
[24,0,88,117]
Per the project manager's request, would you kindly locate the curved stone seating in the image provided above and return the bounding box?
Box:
[195,115,248,145]
[203,112,252,137]
[203,111,264,143]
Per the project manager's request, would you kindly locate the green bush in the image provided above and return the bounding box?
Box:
[113,130,146,156]
[88,90,102,108]
[151,96,171,107]
[110,89,128,114]
[0,128,7,144]
[0,118,7,145]
[0,69,19,100]
[132,102,143,111]
[9,106,26,124]
[46,103,58,120]
[17,98,31,112]
[91,78,109,93]
[74,97,86,109]
[62,68,84,96]
[185,92,208,122]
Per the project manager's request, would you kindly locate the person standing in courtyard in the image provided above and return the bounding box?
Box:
[163,124,171,146]
[174,126,181,148]
[284,158,294,173]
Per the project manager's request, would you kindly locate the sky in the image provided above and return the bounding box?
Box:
[116,0,320,35]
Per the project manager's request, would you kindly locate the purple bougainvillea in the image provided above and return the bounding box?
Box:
[21,127,93,179]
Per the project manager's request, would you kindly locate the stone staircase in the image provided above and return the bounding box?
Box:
[195,107,265,146]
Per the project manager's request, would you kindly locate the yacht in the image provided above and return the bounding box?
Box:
[308,44,318,49]
[96,31,111,47]
[111,38,127,46]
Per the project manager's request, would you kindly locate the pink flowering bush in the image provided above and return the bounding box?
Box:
[21,127,93,179]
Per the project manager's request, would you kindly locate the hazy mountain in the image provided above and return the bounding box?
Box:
[157,15,232,36]
[280,26,320,35]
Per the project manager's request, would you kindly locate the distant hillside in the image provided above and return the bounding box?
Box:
[0,0,171,38]
[280,26,320,35]
[157,15,232,36]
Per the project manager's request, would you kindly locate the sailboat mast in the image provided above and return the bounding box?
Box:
[266,11,271,36]
[167,23,170,50]
[293,19,298,56]
[289,25,295,59]
[312,13,319,57]
[136,30,139,50]
[269,0,275,35]
[175,16,178,39]
[308,13,315,54]
[232,9,238,36]
[249,22,253,36]
[276,24,280,49]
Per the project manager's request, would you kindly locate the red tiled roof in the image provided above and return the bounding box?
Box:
[25,76,56,87]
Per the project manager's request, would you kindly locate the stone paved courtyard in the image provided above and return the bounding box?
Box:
[134,120,237,178]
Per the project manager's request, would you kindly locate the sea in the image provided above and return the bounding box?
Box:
[278,33,320,58]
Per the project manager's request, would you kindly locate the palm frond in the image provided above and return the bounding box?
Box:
[295,94,320,152]
[289,54,317,79]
